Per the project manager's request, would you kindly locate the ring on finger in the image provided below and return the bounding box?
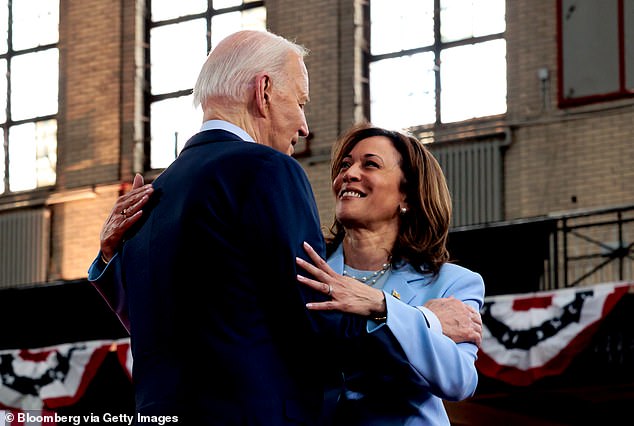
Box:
[120,208,127,217]
[327,285,333,296]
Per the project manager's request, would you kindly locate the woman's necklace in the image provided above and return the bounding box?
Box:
[343,263,391,286]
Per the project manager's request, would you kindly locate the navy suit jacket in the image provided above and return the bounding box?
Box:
[118,130,364,425]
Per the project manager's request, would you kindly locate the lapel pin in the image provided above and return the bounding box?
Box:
[391,289,401,300]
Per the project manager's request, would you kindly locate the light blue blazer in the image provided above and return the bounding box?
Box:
[327,243,485,426]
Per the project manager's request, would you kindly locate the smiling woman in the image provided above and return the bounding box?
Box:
[327,123,454,275]
[294,121,485,425]
[333,135,407,234]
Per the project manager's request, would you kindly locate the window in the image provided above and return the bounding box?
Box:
[0,0,58,194]
[558,0,634,107]
[368,0,506,131]
[147,0,266,169]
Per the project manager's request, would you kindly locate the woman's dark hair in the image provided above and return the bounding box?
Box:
[326,122,452,275]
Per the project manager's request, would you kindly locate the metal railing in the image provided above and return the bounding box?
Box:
[546,204,634,290]
[449,204,634,295]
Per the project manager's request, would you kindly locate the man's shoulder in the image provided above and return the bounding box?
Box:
[179,131,307,180]
[222,141,305,173]
[192,130,291,158]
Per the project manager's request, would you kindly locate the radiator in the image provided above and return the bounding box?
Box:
[0,208,50,288]
[428,138,504,227]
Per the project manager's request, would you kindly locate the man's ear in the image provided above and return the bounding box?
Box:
[254,73,271,117]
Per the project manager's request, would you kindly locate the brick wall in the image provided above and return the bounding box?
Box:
[50,0,140,280]
[4,0,633,283]
[58,0,123,188]
[504,0,634,219]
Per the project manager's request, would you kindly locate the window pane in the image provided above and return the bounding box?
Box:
[9,120,57,191]
[214,0,243,9]
[441,0,505,43]
[151,19,208,95]
[151,0,206,21]
[12,0,58,50]
[11,49,59,120]
[214,0,263,9]
[151,96,202,169]
[0,59,6,123]
[370,53,436,130]
[210,7,266,49]
[562,0,620,99]
[371,0,434,55]
[0,0,7,54]
[440,39,506,123]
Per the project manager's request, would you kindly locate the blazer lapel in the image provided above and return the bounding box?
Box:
[383,270,421,305]
[327,244,345,272]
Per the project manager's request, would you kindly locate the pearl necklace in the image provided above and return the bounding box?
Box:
[343,263,391,285]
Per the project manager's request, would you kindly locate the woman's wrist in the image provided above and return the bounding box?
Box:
[369,291,387,321]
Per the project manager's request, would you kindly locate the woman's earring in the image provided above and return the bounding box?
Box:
[400,207,408,215]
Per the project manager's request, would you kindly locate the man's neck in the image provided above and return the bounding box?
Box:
[203,101,258,142]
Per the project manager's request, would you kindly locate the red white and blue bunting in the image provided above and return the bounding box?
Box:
[477,281,632,386]
[0,338,131,414]
[0,281,631,419]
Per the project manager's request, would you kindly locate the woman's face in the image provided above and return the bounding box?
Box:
[332,136,407,230]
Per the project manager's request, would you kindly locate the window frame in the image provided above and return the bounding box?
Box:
[365,0,506,128]
[1,1,58,194]
[557,0,634,108]
[144,0,265,172]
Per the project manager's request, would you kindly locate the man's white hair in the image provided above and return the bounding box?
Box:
[193,30,308,108]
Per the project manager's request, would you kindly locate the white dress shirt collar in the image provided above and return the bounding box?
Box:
[199,120,256,143]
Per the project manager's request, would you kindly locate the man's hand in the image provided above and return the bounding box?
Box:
[99,174,153,262]
[424,297,483,346]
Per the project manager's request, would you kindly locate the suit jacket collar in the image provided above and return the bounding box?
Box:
[327,243,432,305]
[180,129,244,153]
